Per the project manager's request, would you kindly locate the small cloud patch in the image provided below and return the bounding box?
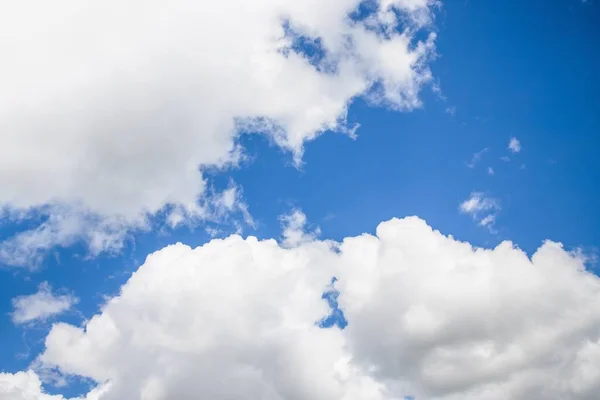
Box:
[11,282,78,325]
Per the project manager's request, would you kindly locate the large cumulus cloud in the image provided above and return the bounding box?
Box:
[3,216,600,399]
[0,0,437,266]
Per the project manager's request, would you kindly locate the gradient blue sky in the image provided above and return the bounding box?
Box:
[1,0,599,398]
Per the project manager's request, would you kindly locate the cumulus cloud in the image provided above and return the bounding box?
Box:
[0,0,438,266]
[0,370,63,400]
[11,283,78,325]
[2,216,600,399]
[0,370,105,400]
[508,137,521,153]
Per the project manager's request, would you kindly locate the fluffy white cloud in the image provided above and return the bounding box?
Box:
[335,218,600,399]
[0,370,65,400]
[0,0,438,266]
[4,216,600,399]
[11,283,78,325]
[0,370,106,400]
[508,137,521,153]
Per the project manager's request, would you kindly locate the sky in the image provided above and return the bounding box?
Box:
[0,1,599,399]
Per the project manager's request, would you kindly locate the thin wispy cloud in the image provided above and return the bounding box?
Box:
[466,148,488,168]
[11,283,78,325]
[478,214,496,229]
[459,192,500,232]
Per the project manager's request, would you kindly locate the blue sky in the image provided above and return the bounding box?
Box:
[1,1,599,399]
[232,0,600,253]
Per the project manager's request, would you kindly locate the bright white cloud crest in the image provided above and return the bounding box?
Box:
[2,217,600,399]
[0,0,437,267]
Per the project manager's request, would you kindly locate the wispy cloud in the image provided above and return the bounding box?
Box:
[460,192,498,214]
[279,209,320,248]
[11,283,78,325]
[467,148,489,168]
[459,192,500,232]
[479,214,496,229]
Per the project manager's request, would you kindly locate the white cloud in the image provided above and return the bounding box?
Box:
[280,209,320,247]
[459,192,498,215]
[508,137,521,153]
[478,214,496,228]
[2,216,600,399]
[0,370,106,400]
[459,192,500,231]
[11,283,78,325]
[0,370,64,400]
[487,167,494,176]
[0,0,438,265]
[466,148,488,169]
[0,185,252,269]
[165,183,254,230]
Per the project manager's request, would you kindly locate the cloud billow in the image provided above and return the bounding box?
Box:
[0,0,438,267]
[2,216,600,399]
